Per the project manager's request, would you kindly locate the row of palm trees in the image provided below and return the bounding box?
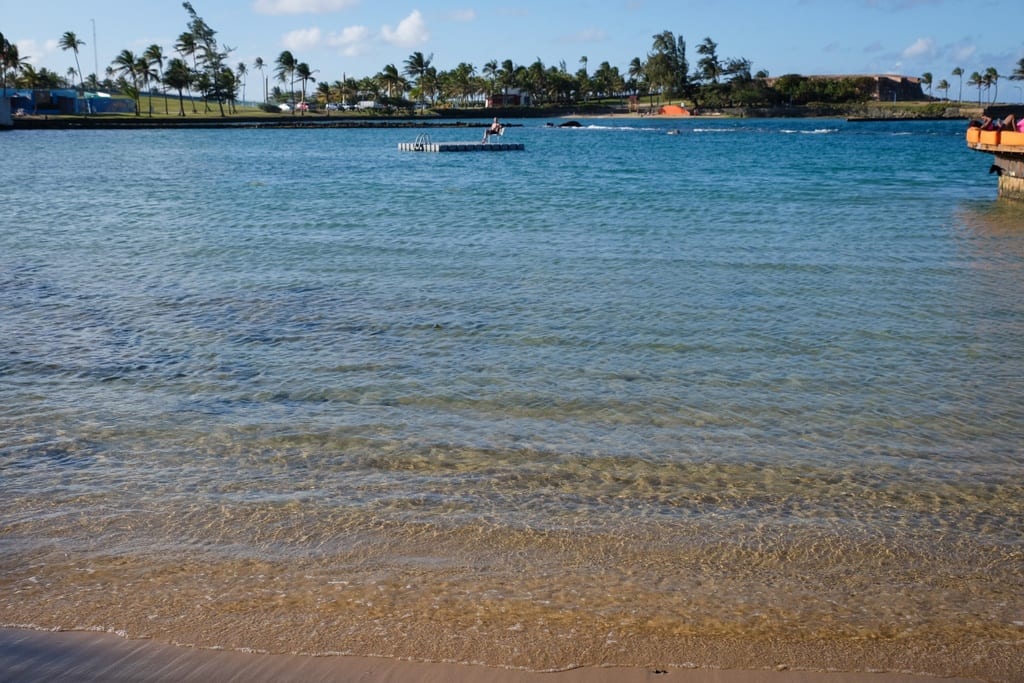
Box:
[256,49,640,113]
[2,4,242,116]
[278,34,730,111]
[2,14,734,115]
[921,62,1024,105]
[6,13,1024,114]
[261,34,715,112]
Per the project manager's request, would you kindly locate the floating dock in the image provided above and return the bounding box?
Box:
[966,127,1024,201]
[398,133,523,153]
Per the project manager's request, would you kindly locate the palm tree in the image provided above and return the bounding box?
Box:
[1012,57,1024,82]
[968,71,983,106]
[591,60,624,99]
[1,34,33,91]
[112,49,142,115]
[295,62,316,113]
[937,79,949,101]
[16,64,43,90]
[628,56,645,96]
[144,45,168,114]
[697,37,721,84]
[175,31,199,112]
[236,61,247,103]
[920,72,932,99]
[421,66,439,105]
[253,56,266,103]
[498,59,516,103]
[217,67,238,114]
[578,55,588,101]
[648,31,688,101]
[357,75,379,103]
[523,58,547,105]
[441,62,475,106]
[460,63,478,105]
[328,79,345,108]
[0,31,8,88]
[136,54,157,116]
[163,57,190,116]
[377,63,404,99]
[340,76,359,107]
[952,66,963,103]
[316,80,331,113]
[984,67,999,103]
[274,50,296,111]
[403,51,432,103]
[482,59,498,97]
[59,31,85,99]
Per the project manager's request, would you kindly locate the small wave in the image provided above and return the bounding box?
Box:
[581,124,661,132]
[781,128,839,135]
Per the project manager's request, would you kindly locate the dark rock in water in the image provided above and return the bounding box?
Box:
[559,120,582,127]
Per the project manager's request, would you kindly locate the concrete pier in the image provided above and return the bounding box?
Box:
[966,129,1024,201]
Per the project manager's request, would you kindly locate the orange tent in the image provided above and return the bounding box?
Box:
[659,104,691,116]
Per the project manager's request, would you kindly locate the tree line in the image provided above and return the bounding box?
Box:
[920,66,1024,106]
[3,3,1024,116]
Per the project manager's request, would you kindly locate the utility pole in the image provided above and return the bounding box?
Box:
[89,18,98,113]
[91,19,98,84]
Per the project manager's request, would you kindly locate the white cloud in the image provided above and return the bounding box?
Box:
[950,43,977,64]
[16,39,59,66]
[565,28,607,44]
[282,27,323,51]
[254,0,359,14]
[447,9,476,22]
[381,10,429,48]
[902,37,936,60]
[327,25,371,57]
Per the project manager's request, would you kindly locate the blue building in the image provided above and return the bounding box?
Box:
[1,88,135,115]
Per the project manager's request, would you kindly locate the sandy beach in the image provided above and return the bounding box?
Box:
[0,628,987,683]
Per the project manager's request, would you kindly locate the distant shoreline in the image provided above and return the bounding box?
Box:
[5,102,977,130]
[6,115,494,130]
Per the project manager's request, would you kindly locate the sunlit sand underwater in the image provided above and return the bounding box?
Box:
[2,119,1022,680]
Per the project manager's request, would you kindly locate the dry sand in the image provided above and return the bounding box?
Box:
[0,628,984,683]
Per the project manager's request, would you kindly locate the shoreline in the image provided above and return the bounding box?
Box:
[4,111,701,129]
[0,628,986,683]
[3,107,971,130]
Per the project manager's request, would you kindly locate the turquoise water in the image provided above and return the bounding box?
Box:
[1,118,1022,677]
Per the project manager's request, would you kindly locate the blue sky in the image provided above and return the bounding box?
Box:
[6,0,1024,101]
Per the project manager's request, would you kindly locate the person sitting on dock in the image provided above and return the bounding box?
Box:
[482,117,504,143]
[977,114,1018,131]
[1007,115,1024,133]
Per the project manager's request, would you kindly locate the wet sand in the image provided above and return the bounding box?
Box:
[0,628,985,683]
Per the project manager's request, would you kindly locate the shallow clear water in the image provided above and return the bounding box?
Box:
[1,118,1022,677]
